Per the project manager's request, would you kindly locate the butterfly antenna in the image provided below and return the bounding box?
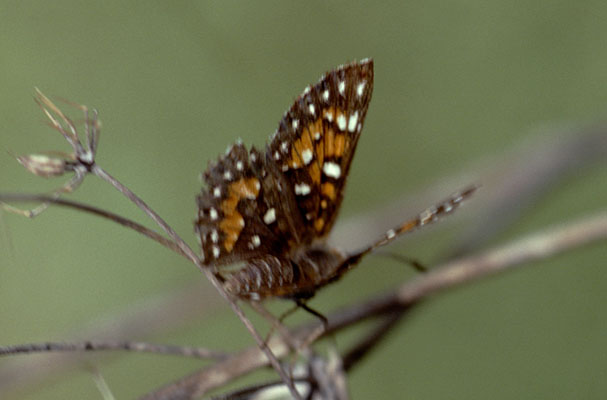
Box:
[347,185,479,264]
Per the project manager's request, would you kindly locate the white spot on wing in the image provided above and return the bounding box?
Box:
[314,132,321,140]
[338,80,345,95]
[281,141,288,153]
[213,187,221,198]
[209,208,218,221]
[301,149,313,165]
[243,186,257,199]
[324,111,333,122]
[294,183,311,196]
[292,119,299,130]
[212,246,220,258]
[357,81,366,97]
[274,151,280,160]
[223,171,232,180]
[323,162,341,179]
[322,89,329,102]
[337,114,347,131]
[386,229,396,239]
[308,104,315,115]
[263,208,276,224]
[211,230,219,243]
[348,111,358,132]
[236,161,243,171]
[251,235,260,247]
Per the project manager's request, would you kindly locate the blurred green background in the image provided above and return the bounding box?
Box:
[1,1,606,399]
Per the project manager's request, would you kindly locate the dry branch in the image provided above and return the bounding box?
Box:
[141,211,606,399]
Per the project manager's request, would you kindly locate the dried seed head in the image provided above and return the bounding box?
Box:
[17,154,68,178]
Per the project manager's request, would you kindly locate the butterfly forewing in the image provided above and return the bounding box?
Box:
[268,59,374,241]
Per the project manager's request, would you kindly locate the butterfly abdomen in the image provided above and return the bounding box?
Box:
[223,246,345,300]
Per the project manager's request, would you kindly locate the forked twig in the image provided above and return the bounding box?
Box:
[1,92,303,399]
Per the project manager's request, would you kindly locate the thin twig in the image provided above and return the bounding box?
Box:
[0,341,228,360]
[341,311,404,372]
[91,166,198,264]
[0,193,189,259]
[0,281,221,398]
[89,365,117,400]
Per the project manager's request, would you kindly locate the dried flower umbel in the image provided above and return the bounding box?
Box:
[2,89,99,217]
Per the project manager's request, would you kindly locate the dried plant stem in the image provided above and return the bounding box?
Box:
[0,193,189,259]
[2,91,303,400]
[0,341,228,360]
[141,211,606,399]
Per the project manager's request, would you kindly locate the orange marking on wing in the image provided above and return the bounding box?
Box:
[230,177,260,199]
[321,199,328,209]
[309,162,321,184]
[325,127,335,157]
[290,142,302,168]
[220,212,244,251]
[221,195,238,214]
[321,182,336,200]
[310,118,323,140]
[300,125,314,151]
[314,218,325,232]
[291,125,315,169]
[218,178,258,252]
[334,133,345,156]
[323,106,335,121]
[315,135,325,163]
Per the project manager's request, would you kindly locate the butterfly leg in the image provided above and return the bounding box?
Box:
[294,299,329,352]
[374,250,428,272]
[248,301,298,352]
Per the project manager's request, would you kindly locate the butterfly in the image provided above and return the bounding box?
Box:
[195,59,475,302]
